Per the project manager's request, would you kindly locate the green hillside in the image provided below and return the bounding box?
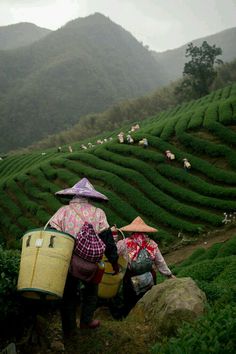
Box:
[0,83,236,249]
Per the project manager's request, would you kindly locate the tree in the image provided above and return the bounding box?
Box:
[178,41,223,98]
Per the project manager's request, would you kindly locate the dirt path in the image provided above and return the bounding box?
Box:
[163,225,236,265]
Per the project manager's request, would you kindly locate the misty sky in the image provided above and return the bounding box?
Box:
[0,0,235,52]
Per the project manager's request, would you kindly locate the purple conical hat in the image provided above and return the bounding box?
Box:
[55,178,108,200]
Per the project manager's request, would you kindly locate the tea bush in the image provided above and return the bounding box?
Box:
[63,157,203,233]
[93,146,222,225]
[152,305,236,354]
[188,106,206,129]
[206,121,236,147]
[158,164,236,198]
[0,247,25,335]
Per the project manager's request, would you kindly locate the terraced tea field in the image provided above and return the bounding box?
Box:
[1,84,236,248]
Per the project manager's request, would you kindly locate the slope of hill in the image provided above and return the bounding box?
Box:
[25,58,236,153]
[0,23,51,50]
[152,27,236,84]
[0,13,164,153]
[0,83,236,250]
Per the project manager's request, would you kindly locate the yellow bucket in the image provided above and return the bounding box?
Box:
[98,255,128,299]
[17,228,75,300]
[98,227,127,299]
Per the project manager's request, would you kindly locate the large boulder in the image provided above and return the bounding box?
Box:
[128,277,206,337]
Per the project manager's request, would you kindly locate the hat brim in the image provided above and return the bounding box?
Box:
[55,188,108,201]
[120,225,157,233]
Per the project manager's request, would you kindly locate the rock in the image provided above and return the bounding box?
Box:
[128,277,206,337]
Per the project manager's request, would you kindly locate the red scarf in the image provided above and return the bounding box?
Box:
[124,233,158,261]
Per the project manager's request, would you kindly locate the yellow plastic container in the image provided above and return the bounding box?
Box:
[98,255,128,299]
[17,228,75,300]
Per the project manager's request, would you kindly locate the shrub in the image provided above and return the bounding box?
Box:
[0,247,25,335]
[177,247,206,268]
[177,257,232,282]
[217,237,236,257]
[152,305,236,354]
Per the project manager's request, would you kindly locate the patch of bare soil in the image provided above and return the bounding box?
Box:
[191,130,222,144]
[164,225,236,265]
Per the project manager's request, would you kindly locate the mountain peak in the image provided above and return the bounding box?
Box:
[63,12,113,30]
[0,22,51,50]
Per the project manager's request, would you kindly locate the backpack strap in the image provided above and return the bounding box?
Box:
[69,204,97,224]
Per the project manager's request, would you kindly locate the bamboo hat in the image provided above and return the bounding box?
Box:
[55,177,108,200]
[120,216,157,233]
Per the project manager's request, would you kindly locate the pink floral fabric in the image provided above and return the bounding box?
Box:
[49,197,109,237]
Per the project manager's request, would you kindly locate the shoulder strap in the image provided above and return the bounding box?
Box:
[69,204,97,223]
[133,238,145,250]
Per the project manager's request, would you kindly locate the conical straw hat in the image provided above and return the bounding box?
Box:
[120,217,157,233]
[55,178,108,200]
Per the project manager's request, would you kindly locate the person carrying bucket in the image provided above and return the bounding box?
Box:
[49,178,119,337]
[116,217,175,317]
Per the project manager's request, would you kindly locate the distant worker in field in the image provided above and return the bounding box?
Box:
[58,146,62,153]
[88,142,95,148]
[116,217,175,317]
[49,178,119,337]
[131,123,140,132]
[117,132,125,144]
[165,150,175,161]
[126,134,134,144]
[139,138,148,148]
[68,145,73,153]
[183,158,191,171]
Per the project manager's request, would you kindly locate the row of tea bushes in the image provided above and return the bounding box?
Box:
[157,164,236,199]
[61,157,190,234]
[103,145,236,211]
[91,147,223,226]
[135,133,236,185]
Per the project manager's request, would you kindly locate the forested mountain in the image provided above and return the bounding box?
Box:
[0,23,51,50]
[0,13,164,153]
[152,27,236,84]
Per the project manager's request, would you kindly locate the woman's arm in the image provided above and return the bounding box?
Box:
[154,249,174,278]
